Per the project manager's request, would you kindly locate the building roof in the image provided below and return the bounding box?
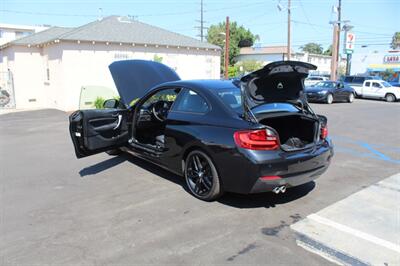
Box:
[239,46,290,55]
[2,16,219,50]
[10,27,73,45]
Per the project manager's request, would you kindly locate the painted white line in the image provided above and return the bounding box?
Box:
[308,214,400,254]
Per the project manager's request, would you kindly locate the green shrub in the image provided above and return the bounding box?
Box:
[94,97,105,109]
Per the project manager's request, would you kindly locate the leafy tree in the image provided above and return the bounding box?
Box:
[391,32,400,49]
[207,21,259,73]
[323,45,332,56]
[300,43,323,54]
[381,68,395,81]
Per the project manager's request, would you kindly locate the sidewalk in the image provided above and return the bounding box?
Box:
[291,173,400,265]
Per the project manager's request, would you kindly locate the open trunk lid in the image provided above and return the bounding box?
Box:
[240,61,317,113]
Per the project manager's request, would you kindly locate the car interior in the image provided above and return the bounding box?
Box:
[133,88,181,150]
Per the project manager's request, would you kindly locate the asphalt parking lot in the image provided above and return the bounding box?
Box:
[1,99,399,265]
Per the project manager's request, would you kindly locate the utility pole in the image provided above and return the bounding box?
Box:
[287,0,291,60]
[330,0,341,81]
[224,16,230,79]
[336,0,342,77]
[200,0,204,41]
[196,0,207,41]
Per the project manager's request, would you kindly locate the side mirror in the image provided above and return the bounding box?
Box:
[103,99,119,109]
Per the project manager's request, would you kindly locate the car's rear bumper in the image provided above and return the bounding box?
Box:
[214,138,333,194]
[249,164,329,193]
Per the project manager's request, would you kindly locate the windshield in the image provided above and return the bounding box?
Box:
[382,81,392,87]
[313,81,335,88]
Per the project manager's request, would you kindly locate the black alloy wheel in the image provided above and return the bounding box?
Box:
[184,150,223,201]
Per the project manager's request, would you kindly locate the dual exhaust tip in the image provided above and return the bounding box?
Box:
[272,185,287,194]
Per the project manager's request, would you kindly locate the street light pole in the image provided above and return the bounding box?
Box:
[224,16,230,79]
[287,0,291,60]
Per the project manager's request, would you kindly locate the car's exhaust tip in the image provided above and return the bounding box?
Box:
[272,185,286,194]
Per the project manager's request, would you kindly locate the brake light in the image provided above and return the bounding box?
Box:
[260,175,281,181]
[320,125,328,139]
[234,129,279,150]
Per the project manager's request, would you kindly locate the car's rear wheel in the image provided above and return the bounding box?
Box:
[184,150,223,201]
[326,94,333,104]
[385,93,396,102]
[348,93,355,103]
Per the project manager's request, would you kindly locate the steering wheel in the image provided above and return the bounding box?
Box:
[152,100,170,122]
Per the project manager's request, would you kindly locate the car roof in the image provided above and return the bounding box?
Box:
[157,79,237,91]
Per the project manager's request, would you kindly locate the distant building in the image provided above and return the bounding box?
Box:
[0,16,220,110]
[236,46,345,76]
[351,50,400,83]
[0,23,49,45]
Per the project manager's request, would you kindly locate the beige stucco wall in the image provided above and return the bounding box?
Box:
[1,41,220,110]
[0,46,46,108]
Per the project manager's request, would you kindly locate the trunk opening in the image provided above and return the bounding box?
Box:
[258,114,318,151]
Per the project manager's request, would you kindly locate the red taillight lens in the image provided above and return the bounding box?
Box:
[260,175,281,181]
[320,125,328,139]
[234,129,279,150]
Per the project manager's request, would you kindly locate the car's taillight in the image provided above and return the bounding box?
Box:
[320,125,328,139]
[234,129,279,150]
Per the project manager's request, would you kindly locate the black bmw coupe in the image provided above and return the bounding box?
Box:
[69,60,333,201]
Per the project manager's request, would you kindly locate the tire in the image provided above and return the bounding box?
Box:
[106,148,121,156]
[326,94,333,104]
[184,150,223,201]
[385,93,396,102]
[348,93,355,103]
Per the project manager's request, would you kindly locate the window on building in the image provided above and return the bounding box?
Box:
[173,89,209,113]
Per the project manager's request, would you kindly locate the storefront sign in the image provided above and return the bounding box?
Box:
[345,32,355,54]
[383,54,400,63]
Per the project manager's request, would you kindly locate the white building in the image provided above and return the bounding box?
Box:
[236,46,345,76]
[0,23,49,45]
[0,16,220,110]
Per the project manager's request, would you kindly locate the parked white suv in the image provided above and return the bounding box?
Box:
[304,76,328,87]
[358,80,400,102]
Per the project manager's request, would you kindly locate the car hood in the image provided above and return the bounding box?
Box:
[240,61,317,108]
[109,60,180,106]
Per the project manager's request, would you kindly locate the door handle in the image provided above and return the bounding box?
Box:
[113,115,122,130]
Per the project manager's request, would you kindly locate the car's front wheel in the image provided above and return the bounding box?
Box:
[385,93,396,102]
[326,94,333,104]
[348,93,355,103]
[184,150,223,201]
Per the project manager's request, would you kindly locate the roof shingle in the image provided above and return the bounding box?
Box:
[3,16,219,50]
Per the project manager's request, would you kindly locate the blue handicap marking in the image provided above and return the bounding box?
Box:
[332,136,400,164]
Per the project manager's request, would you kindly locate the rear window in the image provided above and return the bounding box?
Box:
[214,86,300,114]
[344,76,354,83]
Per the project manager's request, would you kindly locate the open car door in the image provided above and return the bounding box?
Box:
[69,108,129,158]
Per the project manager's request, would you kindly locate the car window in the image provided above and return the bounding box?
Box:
[372,82,381,88]
[315,81,335,88]
[173,89,209,113]
[344,76,354,83]
[382,81,392,87]
[365,82,371,87]
[353,77,365,83]
[142,88,180,108]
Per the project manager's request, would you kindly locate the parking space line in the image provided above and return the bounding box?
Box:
[308,214,400,254]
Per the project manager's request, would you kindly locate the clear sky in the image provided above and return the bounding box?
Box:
[1,0,398,54]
